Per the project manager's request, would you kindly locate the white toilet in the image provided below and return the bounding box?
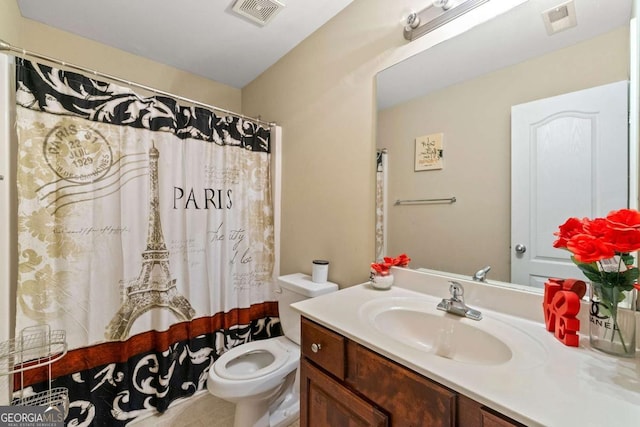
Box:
[207,273,338,427]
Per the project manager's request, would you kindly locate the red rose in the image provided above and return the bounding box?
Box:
[606,208,640,230]
[372,253,411,275]
[584,217,610,238]
[371,262,392,276]
[553,217,586,249]
[394,253,411,267]
[607,228,640,253]
[566,234,615,263]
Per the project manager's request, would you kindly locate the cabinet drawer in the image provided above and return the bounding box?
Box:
[458,395,526,427]
[480,408,526,427]
[301,317,346,380]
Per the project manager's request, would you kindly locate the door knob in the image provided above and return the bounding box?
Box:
[515,244,527,254]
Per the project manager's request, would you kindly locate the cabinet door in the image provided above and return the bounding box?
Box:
[346,341,456,427]
[300,358,388,427]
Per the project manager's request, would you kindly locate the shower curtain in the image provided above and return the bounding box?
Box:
[13,59,280,425]
[375,149,387,261]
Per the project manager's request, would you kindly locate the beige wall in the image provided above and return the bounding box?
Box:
[0,0,241,111]
[241,1,385,287]
[377,27,629,282]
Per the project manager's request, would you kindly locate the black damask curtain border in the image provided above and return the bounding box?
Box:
[23,316,281,426]
[15,59,270,153]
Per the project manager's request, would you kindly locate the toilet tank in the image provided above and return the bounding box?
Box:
[277,273,338,345]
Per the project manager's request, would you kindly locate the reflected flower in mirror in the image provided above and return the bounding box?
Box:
[370,253,411,277]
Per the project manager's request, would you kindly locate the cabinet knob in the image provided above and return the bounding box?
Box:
[311,343,322,353]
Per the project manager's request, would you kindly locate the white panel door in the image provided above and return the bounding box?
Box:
[511,81,628,288]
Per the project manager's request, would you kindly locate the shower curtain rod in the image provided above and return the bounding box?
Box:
[0,39,276,128]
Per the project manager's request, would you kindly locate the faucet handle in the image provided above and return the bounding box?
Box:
[449,281,464,300]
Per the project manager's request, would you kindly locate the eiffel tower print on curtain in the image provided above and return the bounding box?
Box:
[105,143,195,341]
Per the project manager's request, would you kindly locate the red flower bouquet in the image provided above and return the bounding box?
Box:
[554,208,640,355]
[553,209,640,284]
[370,253,411,276]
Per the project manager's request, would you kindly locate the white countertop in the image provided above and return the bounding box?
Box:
[291,268,640,427]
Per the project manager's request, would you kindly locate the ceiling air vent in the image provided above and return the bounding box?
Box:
[231,0,285,26]
[542,0,577,35]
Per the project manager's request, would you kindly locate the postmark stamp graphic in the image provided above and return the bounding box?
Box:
[44,122,113,184]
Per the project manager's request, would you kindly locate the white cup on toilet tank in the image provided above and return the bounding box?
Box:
[312,260,329,283]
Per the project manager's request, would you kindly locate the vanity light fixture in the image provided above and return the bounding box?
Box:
[404,12,421,32]
[433,0,454,11]
[403,0,491,41]
[542,0,577,35]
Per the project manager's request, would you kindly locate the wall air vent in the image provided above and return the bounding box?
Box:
[231,0,285,26]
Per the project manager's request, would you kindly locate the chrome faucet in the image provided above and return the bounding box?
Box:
[437,281,482,321]
[472,265,491,282]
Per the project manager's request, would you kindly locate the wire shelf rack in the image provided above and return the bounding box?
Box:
[0,325,69,418]
[0,326,67,375]
[12,386,69,416]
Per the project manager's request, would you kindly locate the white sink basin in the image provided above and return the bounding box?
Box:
[360,297,547,367]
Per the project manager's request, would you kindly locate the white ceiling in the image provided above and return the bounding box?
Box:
[377,0,633,110]
[17,0,354,89]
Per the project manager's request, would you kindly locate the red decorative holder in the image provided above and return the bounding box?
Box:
[542,278,586,347]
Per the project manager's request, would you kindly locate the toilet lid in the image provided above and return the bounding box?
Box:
[213,339,291,381]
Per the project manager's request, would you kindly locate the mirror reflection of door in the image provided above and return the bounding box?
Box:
[511,81,629,287]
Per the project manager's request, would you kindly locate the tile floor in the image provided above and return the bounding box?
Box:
[130,391,299,427]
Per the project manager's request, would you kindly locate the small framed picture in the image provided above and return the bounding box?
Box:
[414,132,444,171]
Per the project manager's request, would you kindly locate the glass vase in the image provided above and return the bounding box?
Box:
[589,282,637,357]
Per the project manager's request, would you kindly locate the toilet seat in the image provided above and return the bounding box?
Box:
[214,338,292,381]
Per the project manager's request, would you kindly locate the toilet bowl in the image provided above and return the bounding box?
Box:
[207,336,300,427]
[206,273,338,427]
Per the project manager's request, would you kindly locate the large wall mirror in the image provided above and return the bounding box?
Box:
[376,0,636,288]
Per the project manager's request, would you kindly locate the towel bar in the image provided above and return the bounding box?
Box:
[394,197,456,205]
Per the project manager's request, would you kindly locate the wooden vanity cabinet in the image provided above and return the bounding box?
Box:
[300,317,526,427]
